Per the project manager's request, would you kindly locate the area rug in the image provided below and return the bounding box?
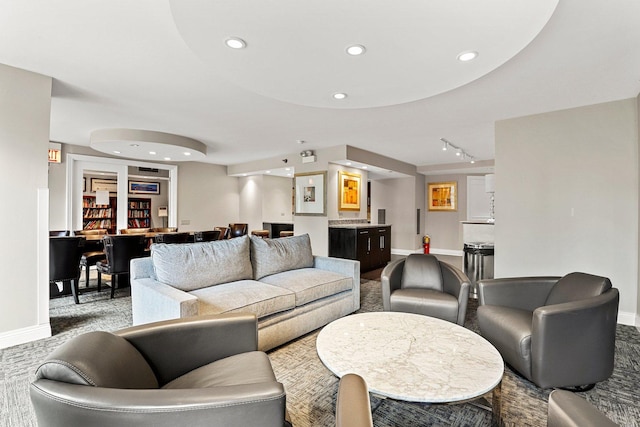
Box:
[1,279,639,427]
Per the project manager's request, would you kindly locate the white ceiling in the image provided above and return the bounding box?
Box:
[1,0,639,170]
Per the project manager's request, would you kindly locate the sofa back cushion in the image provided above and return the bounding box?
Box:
[250,234,314,280]
[152,235,253,291]
[545,272,612,305]
[35,331,158,389]
[401,254,444,291]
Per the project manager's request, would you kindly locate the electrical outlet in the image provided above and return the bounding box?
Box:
[180,219,191,225]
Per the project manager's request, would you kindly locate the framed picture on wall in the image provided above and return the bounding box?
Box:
[294,171,327,216]
[338,171,361,211]
[428,181,457,211]
[91,178,117,193]
[129,181,160,195]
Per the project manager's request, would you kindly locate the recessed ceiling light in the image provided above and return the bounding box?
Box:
[346,45,366,56]
[296,139,305,144]
[333,92,347,100]
[183,152,191,156]
[457,51,478,62]
[346,162,352,166]
[266,170,271,174]
[113,150,121,154]
[149,151,156,155]
[362,166,368,169]
[225,37,246,49]
[130,143,139,147]
[164,157,171,161]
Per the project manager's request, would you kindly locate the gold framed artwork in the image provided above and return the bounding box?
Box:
[338,171,361,211]
[428,181,457,211]
[294,171,327,216]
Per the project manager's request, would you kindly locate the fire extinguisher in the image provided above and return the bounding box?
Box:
[423,235,430,254]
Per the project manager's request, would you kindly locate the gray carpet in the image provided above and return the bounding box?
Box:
[1,279,639,427]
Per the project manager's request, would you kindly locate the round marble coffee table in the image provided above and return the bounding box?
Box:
[316,312,504,408]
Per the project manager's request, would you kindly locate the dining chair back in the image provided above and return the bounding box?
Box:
[49,230,70,237]
[193,230,221,242]
[154,232,190,244]
[228,223,248,238]
[96,235,148,299]
[49,236,86,304]
[214,226,229,239]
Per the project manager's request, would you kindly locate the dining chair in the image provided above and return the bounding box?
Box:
[74,229,108,288]
[154,232,190,244]
[192,230,221,242]
[227,223,248,238]
[49,236,86,304]
[96,235,148,299]
[49,230,70,237]
[214,226,229,240]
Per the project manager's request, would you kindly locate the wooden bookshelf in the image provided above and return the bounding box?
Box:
[83,195,117,234]
[127,197,151,229]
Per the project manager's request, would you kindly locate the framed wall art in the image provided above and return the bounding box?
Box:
[129,181,160,195]
[294,171,327,216]
[91,178,117,193]
[428,181,457,211]
[338,171,361,211]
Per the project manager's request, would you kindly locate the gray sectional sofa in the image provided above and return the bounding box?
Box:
[130,234,360,351]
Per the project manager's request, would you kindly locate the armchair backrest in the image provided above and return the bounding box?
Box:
[545,272,612,305]
[401,254,443,291]
[35,331,158,389]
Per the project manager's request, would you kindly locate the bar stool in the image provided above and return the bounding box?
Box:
[280,230,294,238]
[251,230,270,238]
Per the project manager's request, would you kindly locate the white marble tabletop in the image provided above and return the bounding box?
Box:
[316,312,504,403]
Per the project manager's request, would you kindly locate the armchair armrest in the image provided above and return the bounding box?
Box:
[118,313,259,385]
[531,289,619,388]
[30,380,286,427]
[381,258,405,311]
[441,262,470,325]
[478,277,559,311]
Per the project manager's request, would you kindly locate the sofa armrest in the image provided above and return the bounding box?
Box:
[31,380,286,427]
[531,289,619,388]
[131,277,199,326]
[381,258,404,311]
[478,277,559,311]
[117,313,259,385]
[131,256,155,281]
[313,256,361,311]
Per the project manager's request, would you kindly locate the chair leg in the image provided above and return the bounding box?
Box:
[70,279,80,304]
[97,271,102,292]
[110,275,117,299]
[85,265,90,287]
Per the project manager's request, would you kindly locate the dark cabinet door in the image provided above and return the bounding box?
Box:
[356,229,372,272]
[377,227,391,267]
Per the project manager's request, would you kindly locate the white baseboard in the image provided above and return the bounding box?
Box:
[0,323,51,350]
[617,311,637,327]
[391,248,464,257]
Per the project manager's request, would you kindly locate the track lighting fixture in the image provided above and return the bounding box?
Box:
[439,138,476,164]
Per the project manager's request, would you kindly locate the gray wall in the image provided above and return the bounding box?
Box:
[0,64,52,346]
[495,98,638,322]
[424,174,470,252]
[177,162,239,231]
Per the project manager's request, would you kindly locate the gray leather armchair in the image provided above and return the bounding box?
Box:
[547,390,618,427]
[336,374,373,427]
[477,272,619,389]
[381,254,470,325]
[30,313,288,427]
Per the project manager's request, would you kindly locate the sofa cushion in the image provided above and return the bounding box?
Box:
[260,268,352,306]
[35,331,158,389]
[163,351,276,389]
[151,236,252,292]
[250,234,314,280]
[545,272,612,306]
[190,280,295,319]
